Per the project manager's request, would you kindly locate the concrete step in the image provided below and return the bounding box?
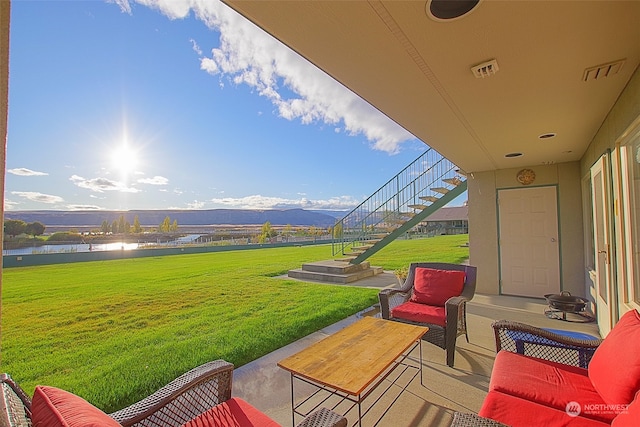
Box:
[443,177,463,186]
[419,195,439,203]
[334,257,356,263]
[349,244,376,252]
[299,259,371,275]
[287,264,384,284]
[431,187,449,194]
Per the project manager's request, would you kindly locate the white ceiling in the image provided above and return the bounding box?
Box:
[223,0,640,173]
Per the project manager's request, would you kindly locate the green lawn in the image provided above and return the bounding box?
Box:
[1,234,468,412]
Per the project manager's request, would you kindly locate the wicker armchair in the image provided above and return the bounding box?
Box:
[0,360,346,427]
[378,262,477,367]
[492,319,602,368]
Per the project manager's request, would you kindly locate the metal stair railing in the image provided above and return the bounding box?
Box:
[331,148,466,263]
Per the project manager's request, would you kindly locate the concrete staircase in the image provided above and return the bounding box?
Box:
[287,259,383,284]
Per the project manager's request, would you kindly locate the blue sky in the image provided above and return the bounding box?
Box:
[6,0,450,212]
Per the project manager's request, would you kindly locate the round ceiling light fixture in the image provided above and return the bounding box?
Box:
[426,0,481,22]
[505,152,523,158]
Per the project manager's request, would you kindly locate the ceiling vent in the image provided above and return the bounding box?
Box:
[583,59,625,82]
[471,59,499,79]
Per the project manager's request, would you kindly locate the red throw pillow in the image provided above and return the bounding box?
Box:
[31,385,121,427]
[589,309,640,406]
[409,267,466,306]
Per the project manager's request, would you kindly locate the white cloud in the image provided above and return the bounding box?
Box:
[125,0,416,154]
[67,204,102,211]
[187,200,206,209]
[11,191,64,204]
[137,176,169,185]
[190,38,202,55]
[200,57,218,74]
[4,199,20,210]
[210,194,360,210]
[8,168,48,176]
[110,0,132,14]
[70,175,140,193]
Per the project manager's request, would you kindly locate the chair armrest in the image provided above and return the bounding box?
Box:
[296,407,348,427]
[492,320,602,368]
[109,360,234,427]
[445,295,469,309]
[378,288,410,319]
[445,295,470,329]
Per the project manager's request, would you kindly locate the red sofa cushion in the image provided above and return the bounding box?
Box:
[409,267,465,306]
[391,301,446,326]
[489,351,616,423]
[589,309,640,406]
[612,391,640,427]
[479,390,610,427]
[31,385,121,427]
[181,397,280,427]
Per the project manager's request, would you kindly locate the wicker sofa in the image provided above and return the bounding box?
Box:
[454,309,640,426]
[0,360,346,427]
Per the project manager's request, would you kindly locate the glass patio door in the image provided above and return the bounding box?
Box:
[590,154,616,336]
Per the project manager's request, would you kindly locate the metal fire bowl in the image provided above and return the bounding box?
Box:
[544,291,589,313]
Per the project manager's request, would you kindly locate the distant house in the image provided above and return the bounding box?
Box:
[415,206,468,236]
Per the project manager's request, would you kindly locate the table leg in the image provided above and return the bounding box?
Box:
[419,339,424,387]
[290,373,295,427]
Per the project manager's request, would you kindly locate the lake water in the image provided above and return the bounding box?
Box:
[3,235,202,256]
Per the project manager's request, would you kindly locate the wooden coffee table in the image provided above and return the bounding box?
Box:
[278,317,428,426]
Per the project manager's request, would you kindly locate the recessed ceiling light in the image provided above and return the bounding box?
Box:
[505,152,523,158]
[426,0,481,22]
[539,133,557,139]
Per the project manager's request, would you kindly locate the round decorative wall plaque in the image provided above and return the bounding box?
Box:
[516,168,536,185]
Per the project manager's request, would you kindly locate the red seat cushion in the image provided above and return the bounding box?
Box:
[612,391,640,426]
[391,301,445,326]
[489,351,616,423]
[31,385,121,427]
[181,397,280,427]
[410,267,465,306]
[479,390,610,427]
[589,309,640,406]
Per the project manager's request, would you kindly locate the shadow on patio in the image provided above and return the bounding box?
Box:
[232,278,600,427]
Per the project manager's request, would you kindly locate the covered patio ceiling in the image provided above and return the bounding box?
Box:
[222,0,640,174]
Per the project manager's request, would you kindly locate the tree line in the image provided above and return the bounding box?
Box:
[95,214,180,234]
[5,215,180,238]
[4,219,46,239]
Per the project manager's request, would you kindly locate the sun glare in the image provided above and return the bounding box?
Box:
[111,143,138,175]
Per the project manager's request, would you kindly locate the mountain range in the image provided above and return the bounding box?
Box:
[4,209,341,228]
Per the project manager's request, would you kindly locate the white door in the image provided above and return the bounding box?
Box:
[499,186,561,298]
[591,156,614,335]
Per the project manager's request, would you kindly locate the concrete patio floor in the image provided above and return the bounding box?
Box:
[232,272,600,427]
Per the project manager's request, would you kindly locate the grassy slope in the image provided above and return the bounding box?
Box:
[1,234,468,412]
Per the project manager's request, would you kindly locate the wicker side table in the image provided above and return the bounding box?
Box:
[450,412,509,427]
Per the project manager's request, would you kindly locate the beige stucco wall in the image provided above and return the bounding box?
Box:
[579,65,640,318]
[469,65,640,300]
[468,162,585,297]
[581,66,640,175]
